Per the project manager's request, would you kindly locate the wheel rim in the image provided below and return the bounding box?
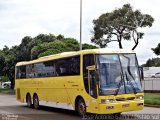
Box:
[78,100,86,115]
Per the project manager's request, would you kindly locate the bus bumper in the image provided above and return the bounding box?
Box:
[98,100,144,114]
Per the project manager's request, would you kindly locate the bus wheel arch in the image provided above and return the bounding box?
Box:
[26,93,32,108]
[75,96,86,116]
[33,93,39,109]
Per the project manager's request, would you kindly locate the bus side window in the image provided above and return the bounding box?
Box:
[17,66,26,79]
[69,56,80,75]
[55,56,80,76]
[16,67,20,79]
[83,54,94,94]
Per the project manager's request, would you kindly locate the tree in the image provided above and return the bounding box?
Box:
[146,43,160,67]
[18,36,33,61]
[31,37,97,59]
[91,4,154,50]
[152,43,160,55]
[0,34,97,89]
[0,76,9,82]
[0,46,18,89]
[142,58,160,67]
[31,40,67,59]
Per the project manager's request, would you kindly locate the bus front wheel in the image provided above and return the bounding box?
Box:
[33,94,39,109]
[76,98,86,117]
[26,93,32,108]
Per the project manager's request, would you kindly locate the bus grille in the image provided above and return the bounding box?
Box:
[116,97,135,101]
[127,97,135,100]
[116,98,126,101]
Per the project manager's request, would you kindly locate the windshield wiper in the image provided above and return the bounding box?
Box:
[125,72,137,94]
[114,72,124,95]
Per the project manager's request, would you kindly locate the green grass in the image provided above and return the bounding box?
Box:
[0,88,15,94]
[144,93,160,105]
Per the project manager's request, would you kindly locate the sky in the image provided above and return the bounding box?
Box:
[0,0,160,65]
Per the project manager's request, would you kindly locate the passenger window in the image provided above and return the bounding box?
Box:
[18,55,80,79]
[16,66,26,79]
[55,56,80,76]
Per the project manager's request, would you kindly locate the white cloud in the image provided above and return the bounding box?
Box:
[0,0,160,64]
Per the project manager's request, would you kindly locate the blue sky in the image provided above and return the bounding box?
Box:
[0,0,160,64]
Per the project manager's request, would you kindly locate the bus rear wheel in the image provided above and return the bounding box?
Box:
[33,94,39,109]
[26,94,32,108]
[76,98,86,117]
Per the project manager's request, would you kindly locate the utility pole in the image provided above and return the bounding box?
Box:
[80,0,82,50]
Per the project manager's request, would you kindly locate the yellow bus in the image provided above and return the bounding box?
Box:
[15,48,144,116]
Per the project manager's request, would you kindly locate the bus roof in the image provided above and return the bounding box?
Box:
[16,48,134,66]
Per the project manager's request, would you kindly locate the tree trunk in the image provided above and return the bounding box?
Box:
[118,41,123,49]
[132,42,138,50]
[118,34,123,49]
[9,73,15,89]
[11,78,15,89]
[132,31,139,50]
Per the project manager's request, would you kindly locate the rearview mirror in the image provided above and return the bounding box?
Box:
[139,67,144,80]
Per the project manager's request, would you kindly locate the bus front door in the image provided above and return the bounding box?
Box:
[88,70,99,113]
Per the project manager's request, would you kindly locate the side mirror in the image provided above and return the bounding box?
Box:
[86,65,96,71]
[87,65,99,82]
[139,67,144,80]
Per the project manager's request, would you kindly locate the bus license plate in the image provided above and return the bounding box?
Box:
[122,104,130,108]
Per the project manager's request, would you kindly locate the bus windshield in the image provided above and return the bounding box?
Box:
[97,54,143,95]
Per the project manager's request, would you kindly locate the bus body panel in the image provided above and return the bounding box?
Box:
[15,49,144,114]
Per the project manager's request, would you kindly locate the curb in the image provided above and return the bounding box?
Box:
[144,104,160,108]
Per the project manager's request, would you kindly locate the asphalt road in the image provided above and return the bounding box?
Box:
[0,94,160,120]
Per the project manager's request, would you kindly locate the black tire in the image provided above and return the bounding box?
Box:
[33,94,39,109]
[26,94,32,108]
[76,98,86,117]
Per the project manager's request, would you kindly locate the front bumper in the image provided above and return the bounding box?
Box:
[98,100,144,114]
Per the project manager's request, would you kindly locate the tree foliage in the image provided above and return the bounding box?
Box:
[0,46,18,88]
[0,34,97,88]
[142,58,160,67]
[0,76,9,82]
[152,43,160,55]
[92,4,154,50]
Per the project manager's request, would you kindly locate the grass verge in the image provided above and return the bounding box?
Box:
[144,93,160,105]
[0,88,15,94]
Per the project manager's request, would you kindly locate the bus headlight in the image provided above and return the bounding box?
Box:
[136,95,144,100]
[101,99,116,104]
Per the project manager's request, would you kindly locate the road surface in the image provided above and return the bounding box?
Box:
[0,94,160,120]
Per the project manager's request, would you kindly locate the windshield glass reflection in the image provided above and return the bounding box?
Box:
[97,54,125,95]
[97,54,143,95]
[119,54,143,94]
